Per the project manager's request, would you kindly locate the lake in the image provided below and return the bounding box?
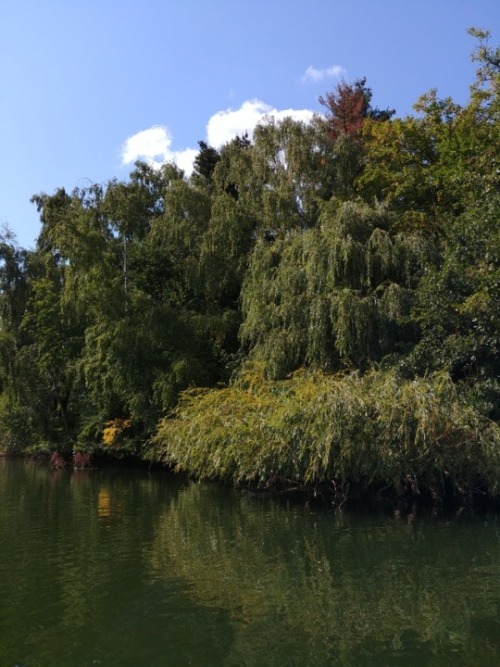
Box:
[0,458,499,666]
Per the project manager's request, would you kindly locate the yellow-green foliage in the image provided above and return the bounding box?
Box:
[152,366,500,497]
[102,418,132,447]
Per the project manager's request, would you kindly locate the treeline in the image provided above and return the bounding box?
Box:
[1,31,499,503]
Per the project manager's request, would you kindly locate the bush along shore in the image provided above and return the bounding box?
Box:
[151,366,500,508]
[0,31,499,509]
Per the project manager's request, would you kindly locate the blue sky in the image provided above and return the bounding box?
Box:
[1,0,498,249]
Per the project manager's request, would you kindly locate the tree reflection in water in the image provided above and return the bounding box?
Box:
[146,481,500,666]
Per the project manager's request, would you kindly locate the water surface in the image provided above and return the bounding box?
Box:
[0,458,498,666]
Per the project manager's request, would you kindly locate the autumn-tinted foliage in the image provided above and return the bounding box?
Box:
[319,77,394,141]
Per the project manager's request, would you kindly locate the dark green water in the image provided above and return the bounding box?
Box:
[0,459,499,667]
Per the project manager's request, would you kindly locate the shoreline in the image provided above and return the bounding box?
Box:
[3,450,499,514]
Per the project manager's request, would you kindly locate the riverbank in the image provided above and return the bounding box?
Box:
[4,367,499,512]
[6,448,500,514]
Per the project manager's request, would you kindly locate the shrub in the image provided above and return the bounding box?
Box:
[152,366,500,502]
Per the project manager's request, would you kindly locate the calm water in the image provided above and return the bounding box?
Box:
[0,459,499,667]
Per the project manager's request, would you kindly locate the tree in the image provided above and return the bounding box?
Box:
[319,77,394,141]
[317,79,394,201]
[468,28,500,97]
[192,141,221,186]
[240,202,427,378]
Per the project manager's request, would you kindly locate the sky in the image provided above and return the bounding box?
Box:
[1,0,499,249]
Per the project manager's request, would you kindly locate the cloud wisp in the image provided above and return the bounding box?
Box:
[121,100,317,176]
[302,65,345,83]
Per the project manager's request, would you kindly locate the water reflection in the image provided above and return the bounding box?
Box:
[98,487,112,519]
[0,459,498,667]
[147,482,500,666]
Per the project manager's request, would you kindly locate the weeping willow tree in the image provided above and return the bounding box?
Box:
[240,200,431,378]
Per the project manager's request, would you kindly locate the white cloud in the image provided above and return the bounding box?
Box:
[206,99,316,148]
[121,100,317,176]
[174,148,199,175]
[271,106,317,125]
[122,125,197,176]
[302,65,345,83]
[122,125,173,165]
[207,99,272,147]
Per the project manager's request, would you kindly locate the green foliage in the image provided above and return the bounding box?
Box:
[468,28,500,102]
[240,201,427,377]
[153,366,500,499]
[198,192,255,306]
[192,140,221,187]
[0,32,498,503]
[409,192,500,388]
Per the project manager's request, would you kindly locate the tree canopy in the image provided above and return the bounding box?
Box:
[0,31,498,504]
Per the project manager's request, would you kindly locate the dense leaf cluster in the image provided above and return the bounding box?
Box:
[0,32,498,501]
